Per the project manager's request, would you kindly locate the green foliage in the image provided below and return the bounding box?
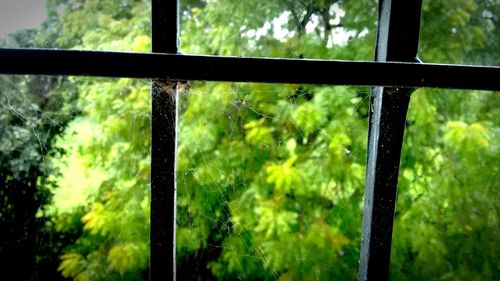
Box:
[0,13,80,278]
[34,1,152,279]
[1,0,497,280]
[53,75,151,279]
[176,81,367,279]
[391,89,499,281]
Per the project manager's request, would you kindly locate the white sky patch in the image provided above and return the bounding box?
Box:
[327,3,353,46]
[241,3,366,48]
[272,11,292,42]
[261,4,356,47]
[329,2,345,25]
[245,11,296,43]
[246,22,271,39]
[358,28,369,37]
[258,22,272,38]
[306,15,320,33]
[0,0,47,38]
[328,28,357,47]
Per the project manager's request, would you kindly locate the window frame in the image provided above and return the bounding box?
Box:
[0,0,498,280]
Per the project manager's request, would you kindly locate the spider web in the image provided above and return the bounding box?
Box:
[176,81,370,280]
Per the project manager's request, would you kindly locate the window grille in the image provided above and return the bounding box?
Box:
[0,0,498,280]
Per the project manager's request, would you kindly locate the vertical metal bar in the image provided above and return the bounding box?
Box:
[152,0,179,53]
[358,1,423,281]
[151,0,179,280]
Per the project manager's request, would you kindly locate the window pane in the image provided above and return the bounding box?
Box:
[0,75,151,280]
[177,82,369,279]
[0,0,151,52]
[391,89,500,280]
[419,0,499,66]
[179,0,376,60]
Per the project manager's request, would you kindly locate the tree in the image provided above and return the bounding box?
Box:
[1,0,497,280]
[0,24,78,280]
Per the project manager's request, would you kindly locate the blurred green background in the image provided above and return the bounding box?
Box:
[0,0,498,280]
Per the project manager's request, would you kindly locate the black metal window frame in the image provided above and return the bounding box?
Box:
[0,0,498,280]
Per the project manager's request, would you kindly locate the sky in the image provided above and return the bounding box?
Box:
[0,0,47,38]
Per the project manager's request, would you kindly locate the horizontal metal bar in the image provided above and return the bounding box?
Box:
[0,48,498,91]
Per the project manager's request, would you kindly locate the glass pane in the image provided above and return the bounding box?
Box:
[180,0,376,60]
[419,0,499,66]
[0,0,151,52]
[391,89,500,280]
[0,75,151,279]
[177,82,369,279]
